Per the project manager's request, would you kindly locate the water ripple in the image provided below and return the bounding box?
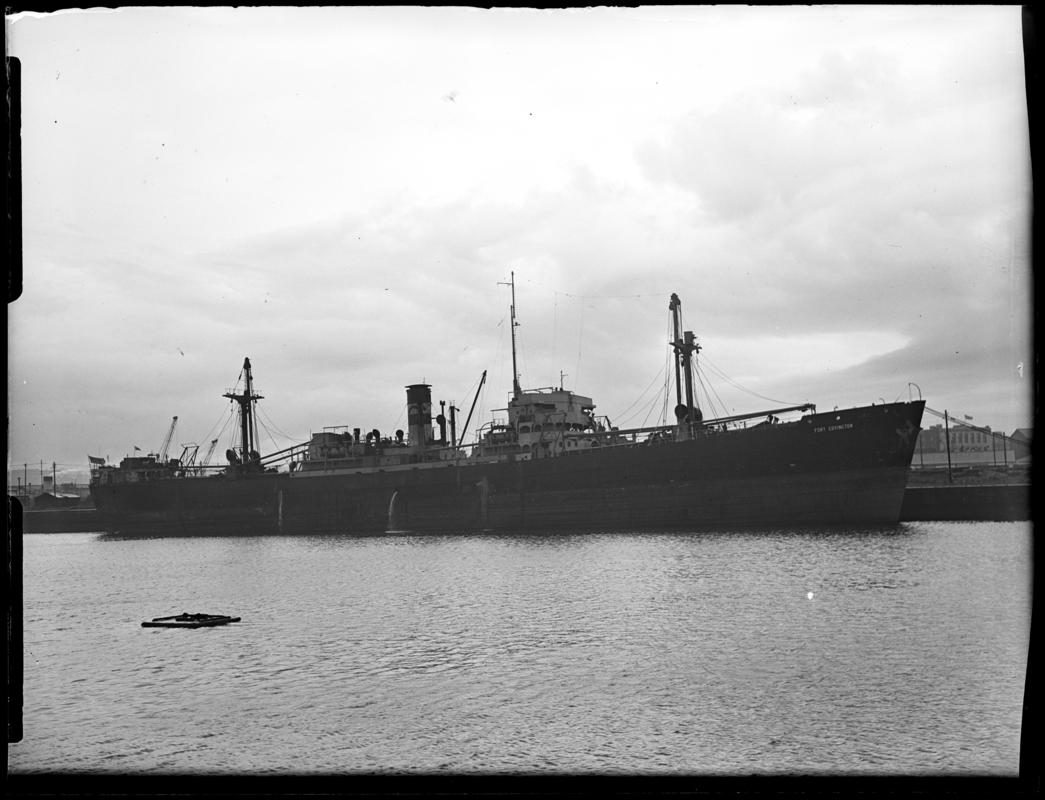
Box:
[10,523,1030,775]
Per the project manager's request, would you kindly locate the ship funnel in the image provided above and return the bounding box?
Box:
[406,384,433,452]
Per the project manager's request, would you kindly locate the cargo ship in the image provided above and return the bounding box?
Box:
[90,280,926,535]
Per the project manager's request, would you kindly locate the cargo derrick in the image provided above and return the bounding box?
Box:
[159,416,179,463]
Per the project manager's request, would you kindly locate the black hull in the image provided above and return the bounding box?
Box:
[92,401,925,536]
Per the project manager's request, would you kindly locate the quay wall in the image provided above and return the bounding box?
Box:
[19,507,104,534]
[899,484,1030,522]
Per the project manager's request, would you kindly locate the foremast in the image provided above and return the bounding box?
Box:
[669,293,703,439]
[223,357,264,470]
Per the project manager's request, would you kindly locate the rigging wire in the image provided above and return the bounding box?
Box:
[699,353,802,407]
[254,416,281,456]
[482,309,508,430]
[214,408,237,459]
[192,358,252,451]
[14,462,104,470]
[574,297,585,389]
[639,388,664,429]
[923,407,1021,443]
[389,402,406,435]
[197,405,236,456]
[609,360,667,426]
[514,301,528,392]
[671,300,798,414]
[558,291,665,300]
[661,312,674,426]
[256,404,303,444]
[708,375,729,418]
[659,381,671,426]
[552,292,559,378]
[613,312,675,428]
[209,363,248,460]
[649,310,675,429]
[694,369,726,420]
[692,343,729,418]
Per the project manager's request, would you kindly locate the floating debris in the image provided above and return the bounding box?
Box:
[141,612,241,628]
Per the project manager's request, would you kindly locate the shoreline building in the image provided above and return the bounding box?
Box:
[914,423,1031,467]
[918,423,996,453]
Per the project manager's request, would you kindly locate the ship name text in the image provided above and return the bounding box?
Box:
[813,423,854,434]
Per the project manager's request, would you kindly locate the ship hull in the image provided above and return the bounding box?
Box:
[92,401,925,536]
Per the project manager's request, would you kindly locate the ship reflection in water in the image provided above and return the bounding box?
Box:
[12,521,1029,775]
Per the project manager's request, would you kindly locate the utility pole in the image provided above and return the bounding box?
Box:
[944,410,953,484]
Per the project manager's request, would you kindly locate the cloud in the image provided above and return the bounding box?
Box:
[8,6,1032,471]
[633,35,1030,362]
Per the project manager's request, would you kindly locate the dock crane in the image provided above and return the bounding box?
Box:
[159,416,178,462]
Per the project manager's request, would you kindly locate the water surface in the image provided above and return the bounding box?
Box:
[10,522,1030,775]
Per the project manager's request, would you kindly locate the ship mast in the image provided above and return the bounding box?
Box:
[669,293,701,433]
[669,294,684,412]
[499,271,522,399]
[223,357,264,464]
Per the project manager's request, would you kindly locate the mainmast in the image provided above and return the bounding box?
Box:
[499,271,522,399]
[223,357,264,465]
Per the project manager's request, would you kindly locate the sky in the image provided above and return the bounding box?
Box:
[7,6,1034,484]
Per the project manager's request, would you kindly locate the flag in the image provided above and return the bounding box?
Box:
[134,446,141,452]
[88,455,105,466]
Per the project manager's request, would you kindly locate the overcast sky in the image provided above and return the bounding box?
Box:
[7,6,1033,481]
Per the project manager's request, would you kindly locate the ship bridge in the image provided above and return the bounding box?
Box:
[501,387,602,459]
[509,388,595,431]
